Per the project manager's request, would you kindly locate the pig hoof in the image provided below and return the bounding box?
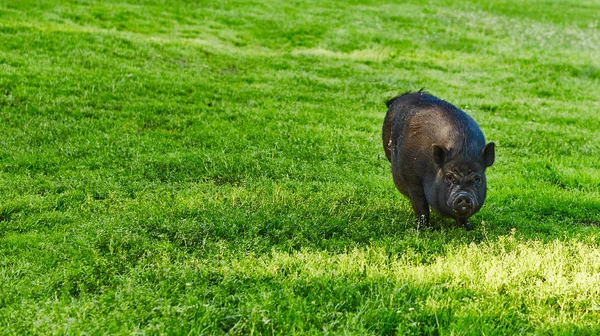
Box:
[416,215,429,231]
[464,223,473,231]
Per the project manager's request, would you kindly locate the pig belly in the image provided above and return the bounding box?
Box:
[390,152,411,197]
[392,169,410,197]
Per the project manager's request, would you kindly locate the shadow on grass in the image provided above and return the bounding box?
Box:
[128,179,600,260]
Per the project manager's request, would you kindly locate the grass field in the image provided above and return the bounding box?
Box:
[1,0,600,334]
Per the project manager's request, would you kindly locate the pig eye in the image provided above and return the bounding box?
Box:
[444,174,456,184]
[474,177,482,184]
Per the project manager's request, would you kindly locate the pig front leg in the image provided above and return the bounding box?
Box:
[456,218,473,231]
[408,189,430,230]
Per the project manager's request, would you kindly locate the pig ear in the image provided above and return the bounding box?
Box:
[432,144,448,167]
[480,142,495,167]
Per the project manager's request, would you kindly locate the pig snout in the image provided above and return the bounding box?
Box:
[451,192,475,216]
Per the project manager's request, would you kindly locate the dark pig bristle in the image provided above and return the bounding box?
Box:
[382,91,495,230]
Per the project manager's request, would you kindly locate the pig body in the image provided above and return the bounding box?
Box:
[382,91,495,230]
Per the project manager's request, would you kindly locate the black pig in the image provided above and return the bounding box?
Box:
[382,90,495,230]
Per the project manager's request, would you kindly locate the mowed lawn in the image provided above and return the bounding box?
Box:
[1,0,600,334]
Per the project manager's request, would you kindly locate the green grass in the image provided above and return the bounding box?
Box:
[1,0,600,334]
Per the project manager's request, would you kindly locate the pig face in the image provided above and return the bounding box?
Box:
[429,143,495,221]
